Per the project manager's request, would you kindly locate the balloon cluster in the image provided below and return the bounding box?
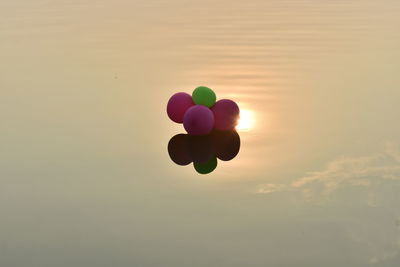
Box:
[167,86,240,135]
[168,130,240,174]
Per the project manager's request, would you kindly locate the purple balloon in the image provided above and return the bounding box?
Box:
[211,99,240,130]
[167,92,194,123]
[183,105,215,135]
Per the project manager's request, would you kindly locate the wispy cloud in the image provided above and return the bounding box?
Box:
[257,143,400,197]
[257,144,400,264]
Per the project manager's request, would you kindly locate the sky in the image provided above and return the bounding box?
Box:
[1,0,400,266]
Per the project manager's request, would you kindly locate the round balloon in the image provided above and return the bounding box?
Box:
[193,157,218,174]
[167,134,192,166]
[211,99,240,130]
[183,105,215,135]
[192,86,216,108]
[212,130,240,161]
[167,92,194,123]
[187,135,214,163]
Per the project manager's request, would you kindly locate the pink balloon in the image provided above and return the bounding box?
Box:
[183,105,215,135]
[211,99,240,130]
[167,92,194,123]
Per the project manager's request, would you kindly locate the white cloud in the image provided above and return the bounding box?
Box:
[257,143,400,197]
[257,144,400,265]
[256,183,287,194]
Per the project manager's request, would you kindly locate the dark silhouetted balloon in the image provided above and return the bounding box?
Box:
[212,130,241,161]
[187,135,214,163]
[194,157,218,174]
[167,134,192,166]
[167,130,241,174]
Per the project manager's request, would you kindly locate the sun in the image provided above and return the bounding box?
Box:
[235,109,254,131]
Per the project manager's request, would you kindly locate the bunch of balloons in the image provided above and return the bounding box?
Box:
[167,86,240,135]
[168,130,240,174]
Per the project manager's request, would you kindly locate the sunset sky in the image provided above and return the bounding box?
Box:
[1,0,400,266]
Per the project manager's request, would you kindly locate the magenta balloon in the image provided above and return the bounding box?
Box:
[183,105,215,135]
[211,99,240,130]
[167,92,194,123]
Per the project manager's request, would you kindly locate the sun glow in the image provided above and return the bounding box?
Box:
[236,109,254,131]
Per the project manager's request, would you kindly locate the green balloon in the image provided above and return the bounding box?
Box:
[192,86,216,107]
[194,157,218,174]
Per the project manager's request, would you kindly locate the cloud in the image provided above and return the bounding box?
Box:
[257,143,400,197]
[256,183,287,194]
[257,144,400,265]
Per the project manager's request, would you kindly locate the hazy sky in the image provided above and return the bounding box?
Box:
[1,0,400,266]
